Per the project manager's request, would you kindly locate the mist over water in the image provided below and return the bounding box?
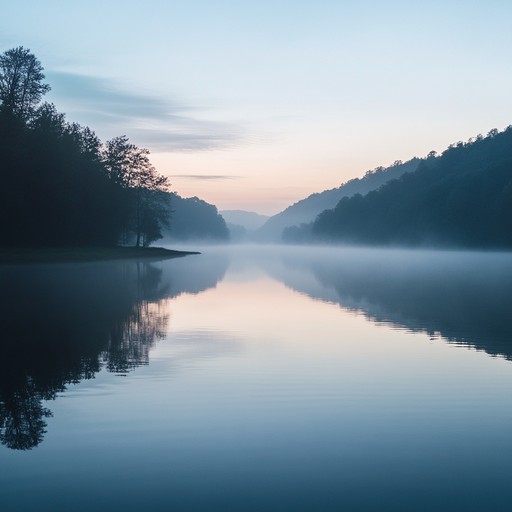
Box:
[1,245,512,511]
[187,243,512,356]
[262,245,512,357]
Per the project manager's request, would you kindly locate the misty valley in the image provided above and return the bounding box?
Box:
[1,245,512,511]
[1,5,512,509]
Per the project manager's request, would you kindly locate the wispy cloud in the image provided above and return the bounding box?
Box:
[172,174,243,180]
[46,71,243,152]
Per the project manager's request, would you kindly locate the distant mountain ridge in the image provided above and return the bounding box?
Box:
[255,158,420,240]
[220,210,269,231]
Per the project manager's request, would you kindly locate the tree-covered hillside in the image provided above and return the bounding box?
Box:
[0,47,170,248]
[256,158,419,240]
[0,46,229,248]
[162,193,229,242]
[288,128,512,248]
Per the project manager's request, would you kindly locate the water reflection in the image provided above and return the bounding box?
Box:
[268,247,512,359]
[0,254,227,450]
[2,246,512,453]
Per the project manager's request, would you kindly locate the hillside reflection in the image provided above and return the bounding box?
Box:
[0,254,227,450]
[271,248,512,359]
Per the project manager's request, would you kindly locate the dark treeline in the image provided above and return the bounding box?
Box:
[284,127,512,248]
[0,47,170,248]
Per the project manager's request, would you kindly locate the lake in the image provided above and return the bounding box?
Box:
[1,245,512,511]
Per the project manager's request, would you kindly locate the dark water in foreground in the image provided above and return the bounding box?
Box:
[1,246,512,511]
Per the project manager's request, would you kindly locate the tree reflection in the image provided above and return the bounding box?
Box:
[0,382,53,451]
[274,248,512,360]
[0,260,169,449]
[105,299,169,373]
[0,254,228,451]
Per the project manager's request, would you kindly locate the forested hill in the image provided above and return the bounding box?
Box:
[287,127,512,248]
[0,47,173,248]
[0,46,227,248]
[161,193,229,242]
[255,158,419,240]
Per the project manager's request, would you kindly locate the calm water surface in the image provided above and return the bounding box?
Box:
[1,246,512,511]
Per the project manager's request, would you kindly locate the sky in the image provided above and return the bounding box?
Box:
[1,0,512,215]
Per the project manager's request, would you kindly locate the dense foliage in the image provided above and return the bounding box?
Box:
[285,128,512,248]
[0,47,169,248]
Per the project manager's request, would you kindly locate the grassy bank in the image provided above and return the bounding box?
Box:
[0,246,200,265]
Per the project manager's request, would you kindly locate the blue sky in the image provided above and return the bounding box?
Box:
[1,0,511,214]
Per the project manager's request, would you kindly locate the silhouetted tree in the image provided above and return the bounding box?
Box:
[139,190,171,246]
[103,136,170,246]
[0,47,50,120]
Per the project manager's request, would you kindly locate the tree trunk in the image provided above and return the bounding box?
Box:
[135,188,141,247]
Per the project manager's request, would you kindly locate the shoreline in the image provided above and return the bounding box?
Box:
[0,246,200,265]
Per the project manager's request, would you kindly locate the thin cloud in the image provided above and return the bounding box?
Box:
[172,174,243,180]
[46,71,243,151]
[126,128,242,152]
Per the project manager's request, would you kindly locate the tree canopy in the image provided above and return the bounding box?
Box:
[103,135,170,246]
[0,47,171,248]
[0,46,50,120]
